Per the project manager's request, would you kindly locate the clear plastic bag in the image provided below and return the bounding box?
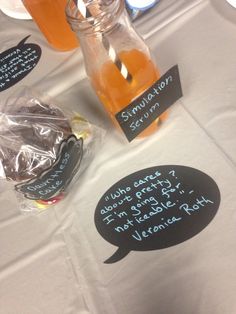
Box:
[0,87,105,213]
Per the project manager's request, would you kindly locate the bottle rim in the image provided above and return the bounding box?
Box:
[66,0,125,36]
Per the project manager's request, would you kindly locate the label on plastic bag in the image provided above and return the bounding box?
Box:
[115,65,183,142]
[15,135,83,200]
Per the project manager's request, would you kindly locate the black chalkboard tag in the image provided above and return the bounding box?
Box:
[0,36,41,92]
[15,135,83,200]
[115,65,183,142]
[94,165,220,263]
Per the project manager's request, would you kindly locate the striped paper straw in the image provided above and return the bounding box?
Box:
[73,0,132,83]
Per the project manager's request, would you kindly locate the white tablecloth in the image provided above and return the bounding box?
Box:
[0,0,236,313]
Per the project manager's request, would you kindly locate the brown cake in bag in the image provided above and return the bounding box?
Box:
[0,88,104,212]
[0,102,72,182]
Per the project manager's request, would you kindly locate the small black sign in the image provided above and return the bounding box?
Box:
[115,65,183,141]
[0,36,41,92]
[15,135,83,200]
[95,165,220,263]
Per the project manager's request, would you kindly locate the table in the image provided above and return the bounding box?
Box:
[0,0,236,313]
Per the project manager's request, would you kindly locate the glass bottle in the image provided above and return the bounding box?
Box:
[22,0,79,51]
[66,0,167,138]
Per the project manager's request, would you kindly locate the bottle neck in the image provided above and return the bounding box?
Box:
[66,0,125,37]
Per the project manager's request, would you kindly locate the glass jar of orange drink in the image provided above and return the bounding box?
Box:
[22,0,79,51]
[66,0,167,138]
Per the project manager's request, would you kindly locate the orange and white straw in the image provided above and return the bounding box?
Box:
[73,0,132,83]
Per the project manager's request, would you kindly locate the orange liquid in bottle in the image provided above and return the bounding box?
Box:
[22,0,79,51]
[91,49,167,138]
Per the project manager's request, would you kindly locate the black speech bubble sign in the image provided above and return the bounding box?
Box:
[0,36,41,92]
[15,135,83,200]
[95,166,220,263]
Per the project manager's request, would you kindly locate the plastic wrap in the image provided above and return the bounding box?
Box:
[0,88,105,213]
